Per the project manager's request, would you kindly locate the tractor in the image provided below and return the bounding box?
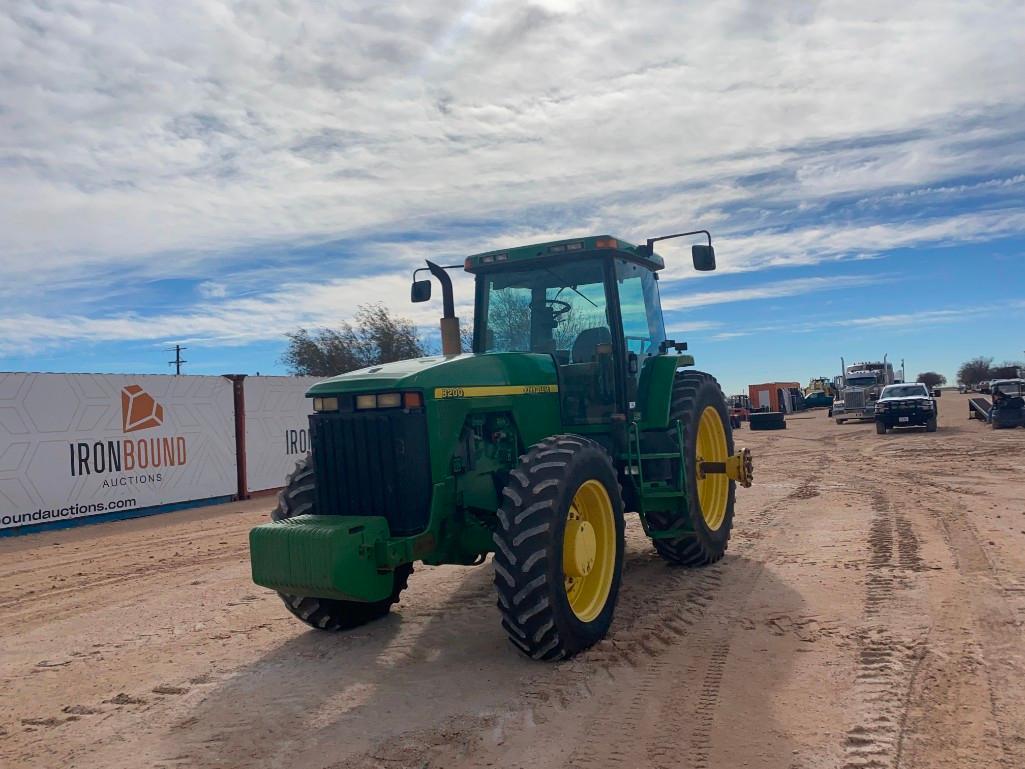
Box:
[249,232,754,660]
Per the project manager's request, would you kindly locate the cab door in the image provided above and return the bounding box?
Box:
[613,258,667,409]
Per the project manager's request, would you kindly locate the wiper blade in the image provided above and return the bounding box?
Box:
[543,265,598,309]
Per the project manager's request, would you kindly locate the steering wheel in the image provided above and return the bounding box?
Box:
[545,299,572,319]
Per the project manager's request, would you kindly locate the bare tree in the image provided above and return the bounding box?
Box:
[916,372,947,389]
[282,303,428,376]
[956,357,993,387]
[486,292,532,351]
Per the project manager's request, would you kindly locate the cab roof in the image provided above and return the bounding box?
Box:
[464,234,665,273]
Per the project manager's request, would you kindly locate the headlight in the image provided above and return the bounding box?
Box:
[921,400,933,409]
[354,392,407,410]
[376,392,402,409]
[313,397,339,412]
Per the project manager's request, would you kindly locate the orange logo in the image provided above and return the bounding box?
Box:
[121,385,165,433]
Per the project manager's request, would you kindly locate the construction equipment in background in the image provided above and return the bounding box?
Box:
[970,379,1025,429]
[968,396,992,421]
[728,394,751,428]
[832,358,896,424]
[806,376,838,398]
[249,232,754,661]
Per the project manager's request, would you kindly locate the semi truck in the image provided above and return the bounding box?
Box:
[832,358,896,424]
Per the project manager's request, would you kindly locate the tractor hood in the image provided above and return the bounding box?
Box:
[305,352,559,398]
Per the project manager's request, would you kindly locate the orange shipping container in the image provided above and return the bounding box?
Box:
[748,382,801,413]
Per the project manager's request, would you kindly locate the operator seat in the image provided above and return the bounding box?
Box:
[571,326,612,364]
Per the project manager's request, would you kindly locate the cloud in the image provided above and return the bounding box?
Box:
[2,1,1025,357]
[695,301,1025,341]
[661,274,891,311]
[197,281,228,298]
[0,272,467,355]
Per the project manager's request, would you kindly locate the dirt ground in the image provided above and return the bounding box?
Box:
[2,391,1024,769]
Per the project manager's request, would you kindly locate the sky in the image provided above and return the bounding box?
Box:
[2,0,1024,395]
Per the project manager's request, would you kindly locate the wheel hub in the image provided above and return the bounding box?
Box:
[563,518,597,578]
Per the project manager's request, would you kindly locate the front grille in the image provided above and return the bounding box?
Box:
[309,410,431,536]
[844,390,866,409]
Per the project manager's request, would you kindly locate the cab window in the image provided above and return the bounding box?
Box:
[479,259,617,424]
[615,258,666,387]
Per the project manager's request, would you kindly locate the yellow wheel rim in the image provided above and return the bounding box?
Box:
[696,406,729,531]
[563,480,616,622]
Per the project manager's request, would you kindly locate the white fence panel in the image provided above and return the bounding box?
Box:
[0,373,236,530]
[243,376,322,493]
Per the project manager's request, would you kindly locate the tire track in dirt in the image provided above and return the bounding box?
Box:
[838,478,931,769]
[0,520,252,584]
[557,547,776,769]
[678,641,730,769]
[555,443,817,769]
[924,497,1025,767]
[0,547,248,626]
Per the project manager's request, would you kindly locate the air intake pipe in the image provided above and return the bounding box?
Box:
[426,260,461,356]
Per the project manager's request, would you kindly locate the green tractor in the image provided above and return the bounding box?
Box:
[249,232,754,660]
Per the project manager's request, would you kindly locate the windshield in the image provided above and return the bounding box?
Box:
[881,384,929,398]
[993,381,1024,396]
[479,260,610,356]
[846,376,877,388]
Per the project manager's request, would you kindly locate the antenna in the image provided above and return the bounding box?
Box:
[167,344,187,375]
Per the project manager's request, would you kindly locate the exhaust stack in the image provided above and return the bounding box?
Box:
[426,260,461,356]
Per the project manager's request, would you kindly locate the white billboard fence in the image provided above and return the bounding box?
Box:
[242,376,320,493]
[0,373,323,534]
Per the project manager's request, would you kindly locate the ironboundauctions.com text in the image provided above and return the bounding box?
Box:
[1,498,138,529]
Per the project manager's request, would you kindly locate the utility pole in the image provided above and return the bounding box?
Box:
[901,358,906,383]
[167,344,187,375]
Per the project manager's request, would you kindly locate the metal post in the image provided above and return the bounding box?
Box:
[223,374,248,500]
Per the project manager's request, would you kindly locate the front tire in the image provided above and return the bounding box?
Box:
[926,415,938,432]
[876,421,887,434]
[647,371,736,567]
[272,457,411,631]
[493,436,625,660]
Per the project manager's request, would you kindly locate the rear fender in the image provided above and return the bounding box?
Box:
[635,354,693,430]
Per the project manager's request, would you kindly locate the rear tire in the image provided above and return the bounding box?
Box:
[647,371,735,567]
[272,457,411,631]
[493,436,625,660]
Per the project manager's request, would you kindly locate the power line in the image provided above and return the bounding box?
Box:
[167,344,187,375]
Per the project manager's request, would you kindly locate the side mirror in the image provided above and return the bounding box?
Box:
[692,244,716,271]
[410,279,432,303]
[932,389,941,398]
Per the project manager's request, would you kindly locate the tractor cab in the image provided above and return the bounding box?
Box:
[469,237,668,425]
[416,233,715,427]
